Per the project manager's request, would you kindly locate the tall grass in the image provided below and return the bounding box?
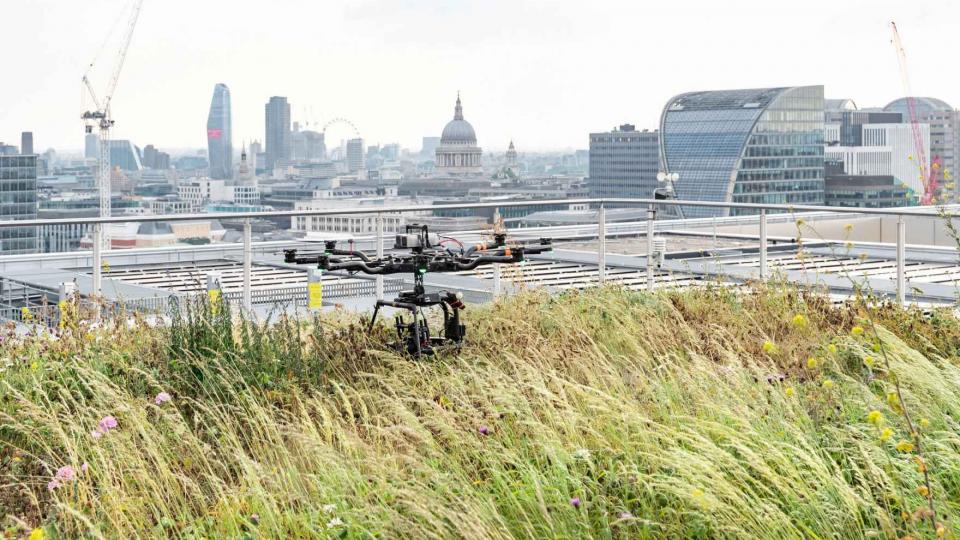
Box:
[2,284,960,538]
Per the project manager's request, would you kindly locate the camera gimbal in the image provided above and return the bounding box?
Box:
[284,224,552,356]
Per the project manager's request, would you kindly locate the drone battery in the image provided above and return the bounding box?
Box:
[394,232,441,249]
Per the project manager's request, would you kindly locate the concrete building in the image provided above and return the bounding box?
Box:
[177,178,260,207]
[862,123,930,193]
[206,83,233,179]
[346,138,364,173]
[659,85,825,217]
[884,98,959,192]
[825,146,893,176]
[587,124,658,202]
[84,134,99,160]
[0,155,38,254]
[435,94,482,175]
[20,132,33,156]
[265,96,291,170]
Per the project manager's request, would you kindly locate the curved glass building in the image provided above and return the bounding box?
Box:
[659,86,824,217]
[206,83,233,180]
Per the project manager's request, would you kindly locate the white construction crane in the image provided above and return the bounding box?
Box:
[81,0,145,249]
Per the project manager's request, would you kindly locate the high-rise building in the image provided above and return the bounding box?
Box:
[291,129,326,161]
[421,137,441,160]
[587,125,659,201]
[84,134,99,159]
[206,84,233,179]
[884,97,959,193]
[862,123,930,193]
[108,140,143,171]
[659,86,825,217]
[0,155,39,254]
[20,132,33,155]
[346,138,365,172]
[249,140,264,172]
[265,96,291,170]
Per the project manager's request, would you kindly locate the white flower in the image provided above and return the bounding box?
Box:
[573,448,591,460]
[321,503,336,513]
[327,517,344,528]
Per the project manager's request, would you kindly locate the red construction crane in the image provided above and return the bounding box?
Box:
[890,21,940,205]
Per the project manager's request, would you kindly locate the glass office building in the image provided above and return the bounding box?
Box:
[0,155,38,254]
[659,86,825,217]
[588,124,659,202]
[207,83,233,179]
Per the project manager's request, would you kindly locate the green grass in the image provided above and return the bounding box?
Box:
[3,284,960,539]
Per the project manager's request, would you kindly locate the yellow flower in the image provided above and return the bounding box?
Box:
[29,528,45,540]
[30,361,39,370]
[916,485,929,497]
[887,392,900,407]
[827,344,838,354]
[806,357,818,369]
[871,343,881,353]
[895,440,914,453]
[851,326,864,336]
[792,314,808,328]
[863,356,874,367]
[936,524,946,538]
[762,340,777,354]
[879,427,894,442]
[822,379,835,389]
[691,488,704,499]
[867,410,884,425]
[796,218,806,227]
[919,418,930,429]
[785,387,795,397]
[844,223,854,233]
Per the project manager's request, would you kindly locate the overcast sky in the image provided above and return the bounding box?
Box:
[0,0,956,154]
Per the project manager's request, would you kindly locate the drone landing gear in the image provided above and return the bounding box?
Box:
[368,289,466,357]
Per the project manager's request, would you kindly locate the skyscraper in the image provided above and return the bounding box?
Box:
[346,138,365,172]
[85,134,99,159]
[0,155,38,254]
[265,96,291,170]
[20,132,33,155]
[587,125,659,201]
[206,83,233,179]
[660,86,825,217]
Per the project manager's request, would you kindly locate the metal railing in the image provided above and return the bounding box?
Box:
[0,197,954,315]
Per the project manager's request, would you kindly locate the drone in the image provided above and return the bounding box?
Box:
[284,224,552,356]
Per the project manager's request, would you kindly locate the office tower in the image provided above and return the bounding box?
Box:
[108,140,143,171]
[265,96,291,170]
[659,86,825,217]
[862,123,930,193]
[421,136,441,160]
[587,125,659,201]
[0,155,38,254]
[346,138,365,172]
[85,133,99,159]
[884,97,959,194]
[20,132,33,155]
[291,129,326,161]
[142,144,158,169]
[206,83,233,179]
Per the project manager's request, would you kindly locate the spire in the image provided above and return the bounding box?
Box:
[454,92,463,121]
[508,140,515,151]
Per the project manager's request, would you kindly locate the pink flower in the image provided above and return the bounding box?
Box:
[98,415,118,431]
[55,465,75,482]
[154,392,172,405]
[478,425,490,435]
[90,430,103,439]
[47,479,60,491]
[570,497,581,509]
[81,462,89,473]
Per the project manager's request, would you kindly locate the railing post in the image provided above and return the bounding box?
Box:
[92,223,102,296]
[646,203,655,291]
[597,203,606,285]
[759,209,768,280]
[242,219,252,313]
[492,207,502,297]
[897,215,906,305]
[375,213,384,300]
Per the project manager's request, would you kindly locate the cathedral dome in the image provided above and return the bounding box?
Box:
[440,94,477,145]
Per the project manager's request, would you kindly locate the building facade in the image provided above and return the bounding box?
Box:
[884,97,959,198]
[346,138,364,173]
[206,83,233,179]
[20,132,33,156]
[108,140,143,171]
[0,155,38,254]
[84,133,99,160]
[435,94,482,175]
[824,146,893,177]
[587,125,659,201]
[862,123,930,193]
[659,86,825,217]
[265,96,291,170]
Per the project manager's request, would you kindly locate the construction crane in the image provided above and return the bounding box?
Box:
[889,21,941,205]
[81,0,145,248]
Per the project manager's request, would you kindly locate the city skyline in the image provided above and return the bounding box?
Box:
[0,0,958,152]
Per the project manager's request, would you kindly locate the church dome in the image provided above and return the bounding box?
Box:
[440,94,477,145]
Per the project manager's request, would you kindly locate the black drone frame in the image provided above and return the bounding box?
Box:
[284,224,552,356]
